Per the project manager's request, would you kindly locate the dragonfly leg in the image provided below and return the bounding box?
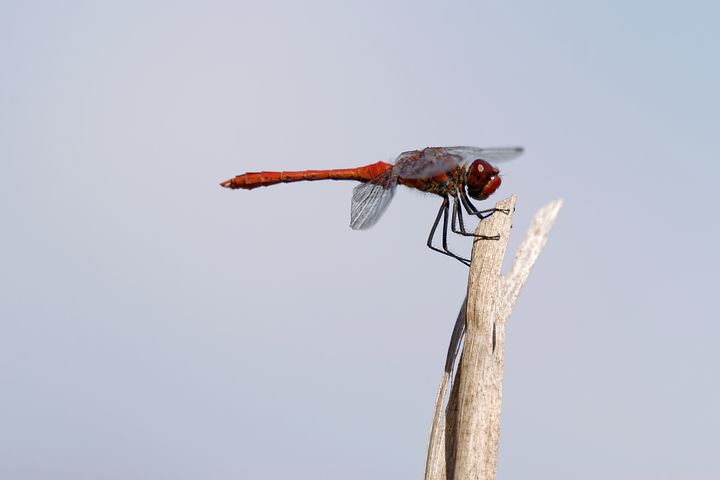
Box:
[451,195,490,238]
[427,198,471,266]
[460,189,510,219]
[457,189,501,240]
[460,189,487,218]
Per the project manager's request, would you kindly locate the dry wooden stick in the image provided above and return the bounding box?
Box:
[424,196,563,480]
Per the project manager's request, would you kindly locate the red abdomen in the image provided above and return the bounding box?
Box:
[220,161,392,190]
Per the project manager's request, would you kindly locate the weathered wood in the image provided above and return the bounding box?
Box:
[424,197,563,480]
[451,195,516,480]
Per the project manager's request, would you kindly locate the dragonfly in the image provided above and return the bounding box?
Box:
[220,146,523,265]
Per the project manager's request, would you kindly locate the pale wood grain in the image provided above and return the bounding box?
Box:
[424,197,563,480]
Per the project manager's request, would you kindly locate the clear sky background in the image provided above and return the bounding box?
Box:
[1,1,718,478]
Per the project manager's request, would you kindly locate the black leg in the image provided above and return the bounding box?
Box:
[460,189,510,219]
[459,189,487,218]
[441,198,472,266]
[456,191,501,241]
[451,196,479,237]
[427,198,471,266]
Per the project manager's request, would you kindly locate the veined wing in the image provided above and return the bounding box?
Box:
[442,146,524,164]
[393,148,457,179]
[394,146,523,180]
[350,169,397,230]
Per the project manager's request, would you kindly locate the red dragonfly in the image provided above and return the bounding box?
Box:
[220,146,523,265]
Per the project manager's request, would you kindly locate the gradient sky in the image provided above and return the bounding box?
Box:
[2,1,719,479]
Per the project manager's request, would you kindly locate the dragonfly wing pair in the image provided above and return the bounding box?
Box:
[349,146,523,229]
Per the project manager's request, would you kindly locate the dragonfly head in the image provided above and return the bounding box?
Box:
[466,159,501,200]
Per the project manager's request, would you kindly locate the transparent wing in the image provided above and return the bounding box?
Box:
[394,146,524,179]
[442,146,524,164]
[393,148,458,179]
[350,170,397,230]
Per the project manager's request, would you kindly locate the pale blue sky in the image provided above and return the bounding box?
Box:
[1,1,718,478]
